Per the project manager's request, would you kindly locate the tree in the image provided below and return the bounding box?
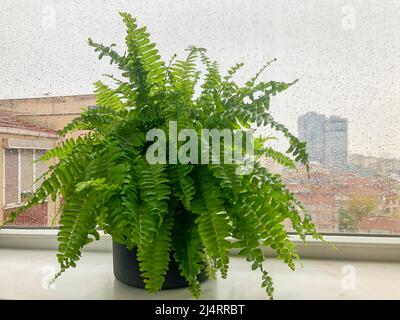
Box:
[339,195,377,232]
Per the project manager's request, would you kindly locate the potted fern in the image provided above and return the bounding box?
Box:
[2,12,322,299]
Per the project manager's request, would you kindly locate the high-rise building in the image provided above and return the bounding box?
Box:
[298,112,326,165]
[298,112,348,170]
[324,115,348,170]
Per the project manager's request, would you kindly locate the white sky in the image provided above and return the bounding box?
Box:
[1,0,399,159]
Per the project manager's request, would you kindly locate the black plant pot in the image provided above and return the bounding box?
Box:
[113,241,208,290]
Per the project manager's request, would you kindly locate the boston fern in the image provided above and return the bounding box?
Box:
[2,13,322,299]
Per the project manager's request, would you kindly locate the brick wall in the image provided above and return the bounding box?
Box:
[3,203,48,226]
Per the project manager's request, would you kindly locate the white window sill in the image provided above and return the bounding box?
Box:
[0,248,399,300]
[1,229,400,299]
[3,203,25,210]
[1,228,400,261]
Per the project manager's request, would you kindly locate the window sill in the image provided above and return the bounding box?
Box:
[0,248,399,299]
[1,229,400,299]
[1,229,400,262]
[3,199,48,210]
[3,203,25,210]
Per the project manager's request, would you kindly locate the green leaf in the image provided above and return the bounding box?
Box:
[138,215,173,292]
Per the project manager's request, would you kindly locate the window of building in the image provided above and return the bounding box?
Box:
[34,149,47,190]
[20,149,33,195]
[3,148,48,208]
[4,149,19,206]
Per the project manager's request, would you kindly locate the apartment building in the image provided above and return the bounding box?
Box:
[0,94,95,226]
[298,112,348,170]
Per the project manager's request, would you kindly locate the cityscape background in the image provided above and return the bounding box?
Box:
[265,111,400,234]
[1,1,399,234]
[0,94,398,235]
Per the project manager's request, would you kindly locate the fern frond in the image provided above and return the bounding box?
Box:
[169,164,195,211]
[38,136,85,162]
[169,46,203,99]
[164,47,204,132]
[265,115,309,170]
[138,215,173,292]
[199,51,222,91]
[120,12,166,94]
[225,192,279,298]
[191,167,230,278]
[59,106,119,137]
[94,81,124,112]
[136,158,171,224]
[208,164,243,194]
[172,207,203,298]
[88,37,127,68]
[245,58,277,89]
[2,171,60,225]
[259,146,296,169]
[56,192,99,277]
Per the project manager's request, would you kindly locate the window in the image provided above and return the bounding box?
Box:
[20,149,33,195]
[3,148,49,226]
[4,149,19,206]
[0,1,399,236]
[4,148,48,207]
[34,149,47,189]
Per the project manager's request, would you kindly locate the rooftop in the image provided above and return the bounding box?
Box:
[0,109,58,137]
[0,94,95,104]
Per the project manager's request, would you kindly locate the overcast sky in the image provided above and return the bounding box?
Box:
[1,0,399,159]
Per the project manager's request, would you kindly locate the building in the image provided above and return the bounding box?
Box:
[280,161,400,235]
[359,216,400,235]
[0,109,58,226]
[324,115,348,170]
[298,112,348,170]
[349,154,400,179]
[282,163,339,233]
[0,94,96,132]
[298,112,326,165]
[0,94,96,226]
